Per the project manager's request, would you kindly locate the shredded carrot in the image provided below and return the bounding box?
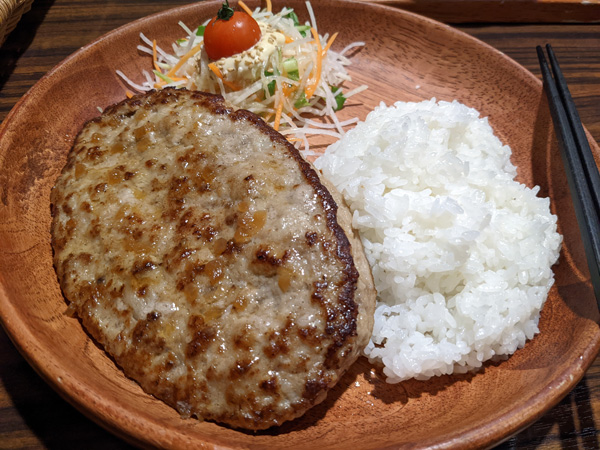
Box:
[152,40,161,72]
[153,39,189,87]
[273,95,285,131]
[284,35,294,44]
[273,84,295,130]
[282,83,294,96]
[265,0,272,12]
[126,90,134,98]
[238,0,253,16]
[167,43,203,77]
[323,32,338,54]
[305,28,322,99]
[286,137,301,142]
[207,63,221,76]
[208,63,241,91]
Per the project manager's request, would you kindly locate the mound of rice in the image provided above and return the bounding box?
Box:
[314,99,562,383]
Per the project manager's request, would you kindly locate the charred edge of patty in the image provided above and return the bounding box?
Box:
[60,87,361,362]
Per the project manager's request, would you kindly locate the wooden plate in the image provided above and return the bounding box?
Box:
[1,1,599,448]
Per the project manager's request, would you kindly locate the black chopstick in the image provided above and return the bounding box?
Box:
[537,44,600,310]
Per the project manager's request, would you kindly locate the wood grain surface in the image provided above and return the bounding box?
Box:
[358,0,600,23]
[1,1,600,449]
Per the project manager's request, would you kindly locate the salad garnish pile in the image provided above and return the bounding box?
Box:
[117,1,367,155]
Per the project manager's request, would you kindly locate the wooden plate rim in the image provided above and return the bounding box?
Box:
[1,1,599,449]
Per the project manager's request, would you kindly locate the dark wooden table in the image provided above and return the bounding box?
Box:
[1,1,600,448]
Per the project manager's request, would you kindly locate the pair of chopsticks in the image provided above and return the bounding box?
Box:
[537,44,600,309]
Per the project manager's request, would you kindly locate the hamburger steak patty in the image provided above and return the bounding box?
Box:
[51,88,376,429]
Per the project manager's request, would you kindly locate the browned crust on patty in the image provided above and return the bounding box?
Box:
[90,88,361,362]
[51,88,375,429]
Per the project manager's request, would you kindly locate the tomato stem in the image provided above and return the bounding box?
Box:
[216,0,235,21]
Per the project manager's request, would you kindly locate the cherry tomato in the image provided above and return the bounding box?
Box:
[204,1,261,60]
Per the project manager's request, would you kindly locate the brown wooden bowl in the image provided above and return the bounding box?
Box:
[1,1,599,448]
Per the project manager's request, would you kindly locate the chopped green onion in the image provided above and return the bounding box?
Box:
[282,57,298,73]
[285,10,300,26]
[296,24,310,38]
[331,86,346,111]
[284,9,309,37]
[287,70,300,81]
[153,70,174,84]
[264,70,277,96]
[176,38,188,45]
[294,91,309,108]
[196,25,206,36]
[282,58,299,81]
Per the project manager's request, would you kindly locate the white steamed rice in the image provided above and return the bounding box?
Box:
[314,98,562,383]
